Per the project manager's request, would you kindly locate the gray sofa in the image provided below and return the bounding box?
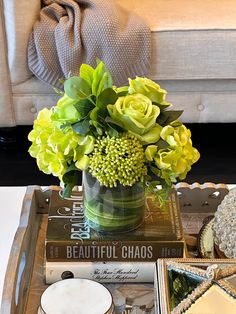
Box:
[1,0,236,128]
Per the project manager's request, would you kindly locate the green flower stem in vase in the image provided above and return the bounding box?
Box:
[83,171,145,234]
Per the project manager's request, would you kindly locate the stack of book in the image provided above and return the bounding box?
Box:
[45,189,185,284]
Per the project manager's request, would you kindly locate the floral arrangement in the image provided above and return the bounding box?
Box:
[28,60,200,202]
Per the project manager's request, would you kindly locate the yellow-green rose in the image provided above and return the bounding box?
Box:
[128,77,170,106]
[107,93,162,144]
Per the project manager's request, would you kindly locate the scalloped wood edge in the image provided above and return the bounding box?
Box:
[174,182,229,213]
[175,182,229,191]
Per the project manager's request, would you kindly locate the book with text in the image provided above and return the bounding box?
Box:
[45,261,155,284]
[46,189,184,262]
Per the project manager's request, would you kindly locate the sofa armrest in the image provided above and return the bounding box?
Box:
[0,0,15,126]
[3,0,41,85]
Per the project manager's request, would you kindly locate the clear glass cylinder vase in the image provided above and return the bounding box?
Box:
[83,171,145,234]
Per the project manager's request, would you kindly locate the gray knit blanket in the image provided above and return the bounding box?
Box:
[28,0,151,88]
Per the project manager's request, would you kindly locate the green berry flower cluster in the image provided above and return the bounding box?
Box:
[89,134,147,187]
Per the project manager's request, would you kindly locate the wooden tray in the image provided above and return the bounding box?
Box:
[0,183,229,314]
[1,186,156,314]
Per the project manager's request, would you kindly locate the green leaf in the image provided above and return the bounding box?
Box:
[101,114,122,136]
[72,118,90,135]
[105,116,124,130]
[157,110,183,126]
[97,73,109,95]
[92,61,112,96]
[92,62,105,96]
[97,88,118,109]
[150,165,160,177]
[97,127,103,135]
[116,86,129,96]
[90,107,99,122]
[59,122,71,129]
[152,100,172,111]
[74,99,95,119]
[64,77,91,100]
[75,155,90,170]
[96,57,102,65]
[107,125,119,137]
[62,164,80,198]
[101,71,113,92]
[149,180,161,188]
[96,59,112,86]
[79,63,94,85]
[79,135,95,154]
[156,138,169,149]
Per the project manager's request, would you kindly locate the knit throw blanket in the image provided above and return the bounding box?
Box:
[28,0,151,88]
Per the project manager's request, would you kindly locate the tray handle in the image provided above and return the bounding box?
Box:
[1,186,52,314]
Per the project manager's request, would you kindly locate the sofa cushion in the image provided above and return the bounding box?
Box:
[117,0,236,80]
[12,90,236,124]
[12,77,236,124]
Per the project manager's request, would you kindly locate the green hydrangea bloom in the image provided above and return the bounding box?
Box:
[153,123,200,184]
[144,122,200,185]
[88,133,147,187]
[28,108,93,180]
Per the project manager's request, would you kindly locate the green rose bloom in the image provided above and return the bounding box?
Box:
[128,77,170,106]
[51,94,80,124]
[107,93,161,144]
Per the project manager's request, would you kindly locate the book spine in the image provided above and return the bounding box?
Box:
[45,261,155,284]
[46,240,184,262]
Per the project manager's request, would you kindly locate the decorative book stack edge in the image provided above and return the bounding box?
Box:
[45,189,185,283]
